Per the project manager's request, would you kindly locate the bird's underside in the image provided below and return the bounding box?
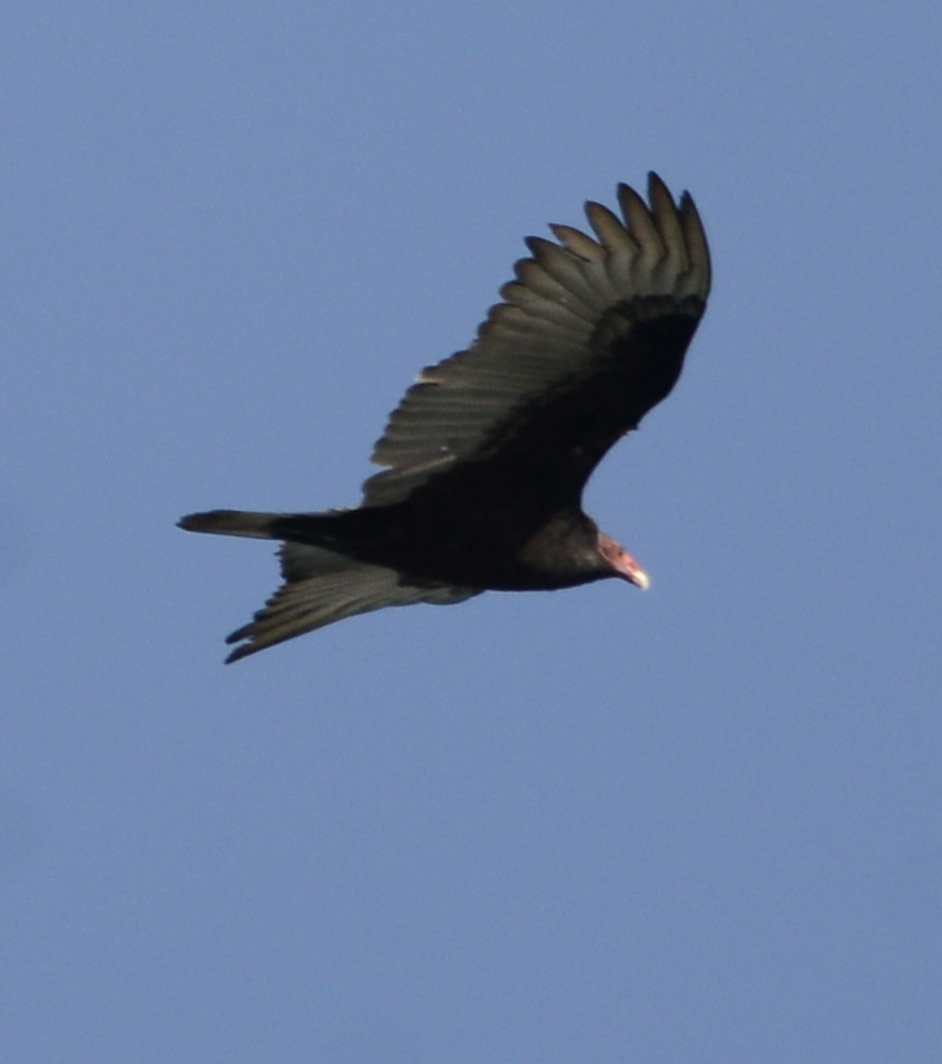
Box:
[179,173,711,662]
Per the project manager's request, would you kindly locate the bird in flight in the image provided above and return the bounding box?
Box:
[180,173,711,662]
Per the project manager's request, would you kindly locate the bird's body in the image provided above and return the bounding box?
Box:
[272,504,608,591]
[180,174,711,661]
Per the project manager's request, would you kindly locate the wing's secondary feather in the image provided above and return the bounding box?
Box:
[362,173,711,508]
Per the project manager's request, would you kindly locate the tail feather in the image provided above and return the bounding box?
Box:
[180,509,480,661]
[176,508,278,540]
[178,509,281,539]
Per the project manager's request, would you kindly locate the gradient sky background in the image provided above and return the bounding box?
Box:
[2,2,941,1061]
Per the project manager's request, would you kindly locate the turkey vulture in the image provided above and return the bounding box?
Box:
[179,173,711,662]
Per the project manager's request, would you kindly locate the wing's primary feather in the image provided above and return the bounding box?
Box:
[224,542,478,662]
[362,173,711,509]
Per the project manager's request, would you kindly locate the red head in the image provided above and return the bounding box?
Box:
[597,533,650,590]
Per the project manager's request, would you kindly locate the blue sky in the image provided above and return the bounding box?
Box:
[2,1,941,1061]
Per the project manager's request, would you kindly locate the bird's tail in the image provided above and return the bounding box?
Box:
[180,512,478,661]
[177,509,282,539]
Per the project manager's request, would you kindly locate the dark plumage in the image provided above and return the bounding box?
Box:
[179,173,711,661]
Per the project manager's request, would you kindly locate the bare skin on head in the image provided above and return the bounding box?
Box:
[597,533,650,590]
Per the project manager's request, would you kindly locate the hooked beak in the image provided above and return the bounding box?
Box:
[597,533,650,589]
[619,556,650,590]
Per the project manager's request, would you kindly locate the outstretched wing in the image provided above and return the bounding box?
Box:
[224,541,477,662]
[361,173,711,510]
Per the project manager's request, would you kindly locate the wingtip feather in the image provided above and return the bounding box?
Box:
[360,174,711,508]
